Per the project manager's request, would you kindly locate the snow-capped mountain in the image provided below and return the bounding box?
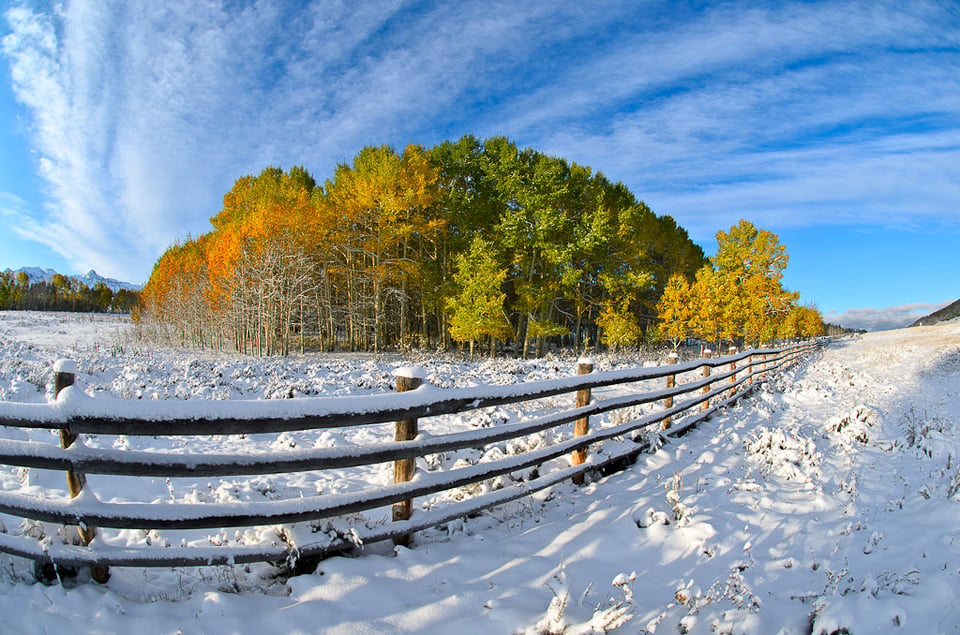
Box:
[6,267,142,292]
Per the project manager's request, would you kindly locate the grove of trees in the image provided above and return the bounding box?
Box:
[141,135,822,357]
[0,271,140,314]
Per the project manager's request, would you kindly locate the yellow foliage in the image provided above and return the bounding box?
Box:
[656,219,814,348]
[597,299,641,351]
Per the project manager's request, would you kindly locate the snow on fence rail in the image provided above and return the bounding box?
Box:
[0,343,816,579]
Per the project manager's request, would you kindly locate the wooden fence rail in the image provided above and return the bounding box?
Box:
[0,343,817,576]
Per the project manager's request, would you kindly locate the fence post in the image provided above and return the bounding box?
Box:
[701,349,712,412]
[572,358,594,485]
[54,360,109,583]
[662,352,679,429]
[392,367,424,547]
[728,347,737,396]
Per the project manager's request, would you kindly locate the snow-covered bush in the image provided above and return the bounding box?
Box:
[827,405,876,444]
[524,566,635,634]
[744,426,821,483]
[665,471,690,525]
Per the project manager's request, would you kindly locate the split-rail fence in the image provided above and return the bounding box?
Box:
[0,343,817,582]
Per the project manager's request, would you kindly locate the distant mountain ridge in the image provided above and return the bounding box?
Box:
[910,298,960,327]
[5,267,142,292]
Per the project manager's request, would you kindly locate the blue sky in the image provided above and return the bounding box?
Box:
[1,1,958,331]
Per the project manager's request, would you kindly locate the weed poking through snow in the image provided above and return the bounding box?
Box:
[665,471,690,525]
[524,565,636,634]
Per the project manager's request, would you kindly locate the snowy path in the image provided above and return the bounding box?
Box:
[1,316,960,633]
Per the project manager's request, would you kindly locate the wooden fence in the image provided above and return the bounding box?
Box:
[0,343,817,580]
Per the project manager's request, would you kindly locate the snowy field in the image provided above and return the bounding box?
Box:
[1,312,960,633]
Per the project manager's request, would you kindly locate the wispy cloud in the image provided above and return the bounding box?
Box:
[519,2,960,240]
[3,3,245,275]
[2,0,559,280]
[0,192,25,215]
[2,0,958,282]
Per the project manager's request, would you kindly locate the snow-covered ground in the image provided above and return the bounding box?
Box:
[1,311,959,633]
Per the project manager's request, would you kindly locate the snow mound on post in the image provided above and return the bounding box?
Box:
[392,366,427,381]
[53,359,78,375]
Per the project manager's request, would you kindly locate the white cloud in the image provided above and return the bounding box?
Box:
[491,1,960,241]
[828,301,953,332]
[495,1,944,135]
[2,2,294,279]
[1,0,560,280]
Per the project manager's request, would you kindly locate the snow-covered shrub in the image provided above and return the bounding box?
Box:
[744,426,821,483]
[827,405,876,444]
[608,405,645,427]
[665,471,690,524]
[902,406,951,455]
[633,507,670,528]
[948,464,960,500]
[523,567,635,635]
